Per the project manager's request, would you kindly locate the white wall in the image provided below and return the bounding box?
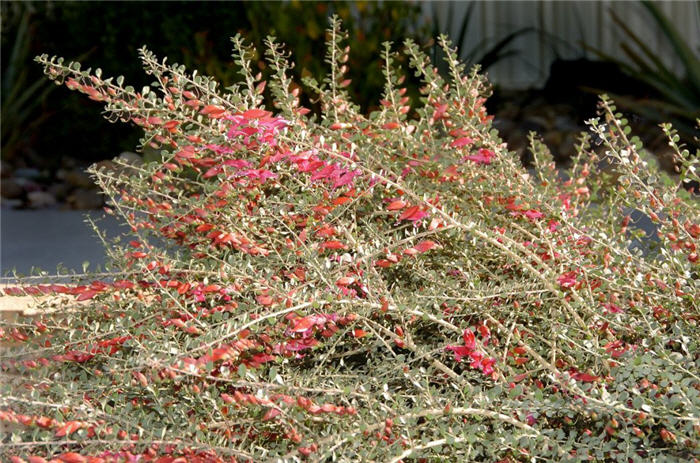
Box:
[422,1,700,89]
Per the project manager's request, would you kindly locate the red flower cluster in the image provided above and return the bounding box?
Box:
[446,328,497,377]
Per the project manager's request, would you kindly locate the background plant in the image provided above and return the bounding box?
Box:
[427,1,532,80]
[1,17,699,462]
[585,0,700,144]
[0,1,428,167]
[1,5,59,163]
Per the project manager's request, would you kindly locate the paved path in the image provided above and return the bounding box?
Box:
[1,206,128,279]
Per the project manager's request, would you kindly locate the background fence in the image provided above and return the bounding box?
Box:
[424,0,700,89]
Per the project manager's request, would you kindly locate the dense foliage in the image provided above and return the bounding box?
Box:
[2,18,699,462]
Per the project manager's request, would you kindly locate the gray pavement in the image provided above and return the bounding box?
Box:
[1,206,128,279]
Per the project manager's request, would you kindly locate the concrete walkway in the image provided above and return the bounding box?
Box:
[1,206,128,279]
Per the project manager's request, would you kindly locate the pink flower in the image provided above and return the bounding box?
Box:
[433,103,448,120]
[462,329,476,350]
[399,206,428,223]
[445,345,472,362]
[602,303,623,314]
[333,170,360,189]
[463,148,495,165]
[297,159,325,173]
[557,271,578,289]
[237,169,277,182]
[205,143,236,155]
[570,371,599,382]
[411,240,440,254]
[558,193,572,211]
[277,338,318,353]
[475,355,496,376]
[223,159,253,169]
[477,323,490,344]
[446,330,497,377]
[310,163,338,182]
[450,137,474,148]
[524,209,543,220]
[468,350,483,367]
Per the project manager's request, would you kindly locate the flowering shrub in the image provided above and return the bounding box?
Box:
[2,17,699,462]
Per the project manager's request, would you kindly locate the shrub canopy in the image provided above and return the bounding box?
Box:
[2,17,699,462]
